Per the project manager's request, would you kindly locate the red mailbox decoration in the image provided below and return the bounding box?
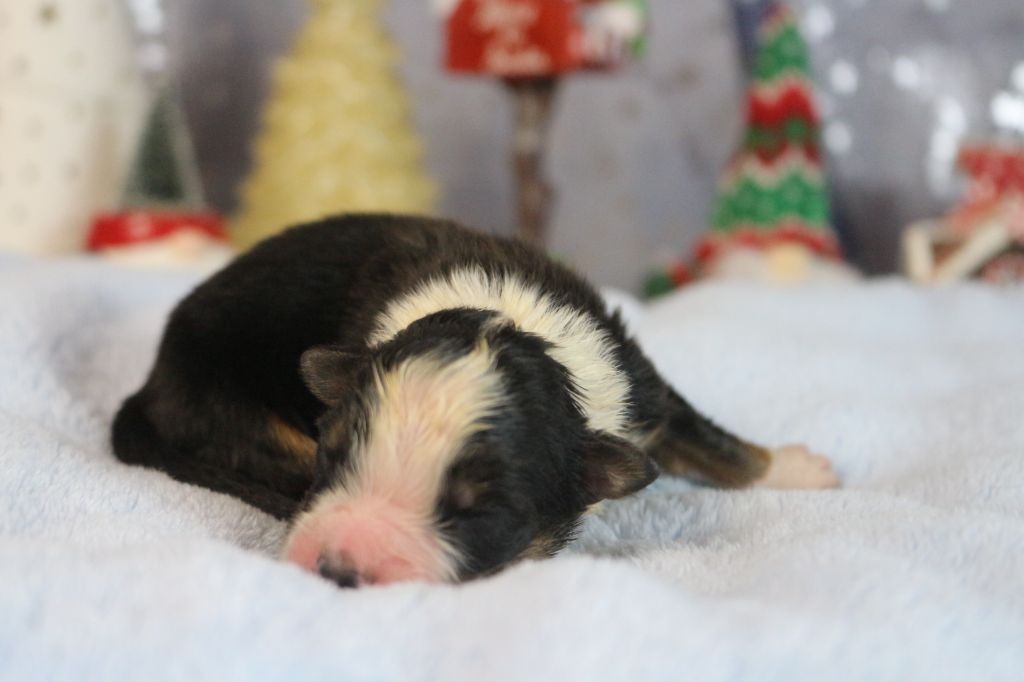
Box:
[445,0,646,77]
[438,0,646,245]
[447,0,579,76]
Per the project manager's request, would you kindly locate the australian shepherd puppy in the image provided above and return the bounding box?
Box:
[112,214,837,587]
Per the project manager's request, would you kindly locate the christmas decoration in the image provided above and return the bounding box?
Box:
[232,0,436,250]
[88,89,232,270]
[87,0,230,271]
[760,0,1024,273]
[0,0,146,253]
[439,0,647,246]
[87,212,231,270]
[443,0,646,77]
[644,1,849,296]
[120,87,205,209]
[903,143,1024,285]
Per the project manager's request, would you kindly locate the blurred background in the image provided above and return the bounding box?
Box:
[1,0,1023,292]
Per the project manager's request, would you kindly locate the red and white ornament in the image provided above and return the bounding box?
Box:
[442,0,644,78]
[87,211,233,270]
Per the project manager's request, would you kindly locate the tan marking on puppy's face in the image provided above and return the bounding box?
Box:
[447,475,489,512]
[268,415,317,464]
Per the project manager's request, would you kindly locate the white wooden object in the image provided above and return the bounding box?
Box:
[932,220,1013,283]
[902,220,941,282]
[0,1,146,253]
[903,209,1019,284]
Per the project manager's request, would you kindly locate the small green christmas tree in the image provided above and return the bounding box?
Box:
[121,85,206,210]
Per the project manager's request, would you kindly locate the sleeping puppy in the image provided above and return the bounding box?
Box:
[112,214,837,587]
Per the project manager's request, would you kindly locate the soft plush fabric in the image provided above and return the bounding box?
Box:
[1,255,1022,681]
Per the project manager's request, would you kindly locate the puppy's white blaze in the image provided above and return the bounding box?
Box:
[369,266,631,436]
[353,343,505,503]
[285,342,504,583]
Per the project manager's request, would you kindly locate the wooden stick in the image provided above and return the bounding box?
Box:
[505,77,559,247]
[934,221,1012,283]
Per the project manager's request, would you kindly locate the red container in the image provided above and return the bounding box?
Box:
[445,0,585,77]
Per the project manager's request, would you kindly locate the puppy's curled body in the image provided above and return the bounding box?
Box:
[113,214,785,585]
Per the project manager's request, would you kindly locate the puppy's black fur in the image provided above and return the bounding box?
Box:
[112,214,769,578]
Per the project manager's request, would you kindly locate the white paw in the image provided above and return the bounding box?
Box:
[758,444,840,490]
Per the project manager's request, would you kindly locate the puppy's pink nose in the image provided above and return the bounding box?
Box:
[316,551,361,588]
[283,495,457,585]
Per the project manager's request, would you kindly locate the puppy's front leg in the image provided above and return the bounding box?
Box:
[648,390,839,490]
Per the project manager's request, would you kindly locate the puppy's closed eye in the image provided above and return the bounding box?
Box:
[443,454,500,515]
[449,476,489,511]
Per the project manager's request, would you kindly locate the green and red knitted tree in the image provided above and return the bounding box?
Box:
[646,2,845,296]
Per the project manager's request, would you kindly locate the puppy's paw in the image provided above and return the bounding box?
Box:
[758,444,839,490]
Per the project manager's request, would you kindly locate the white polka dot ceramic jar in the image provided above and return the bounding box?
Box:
[0,1,146,254]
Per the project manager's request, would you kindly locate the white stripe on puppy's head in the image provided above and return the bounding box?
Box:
[284,340,505,585]
[368,266,631,437]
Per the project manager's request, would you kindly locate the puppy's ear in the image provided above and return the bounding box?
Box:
[581,432,658,504]
[300,346,365,405]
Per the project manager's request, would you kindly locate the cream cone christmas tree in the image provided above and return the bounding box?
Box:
[232,0,436,248]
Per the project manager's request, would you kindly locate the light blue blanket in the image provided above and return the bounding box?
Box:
[2,256,1023,681]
